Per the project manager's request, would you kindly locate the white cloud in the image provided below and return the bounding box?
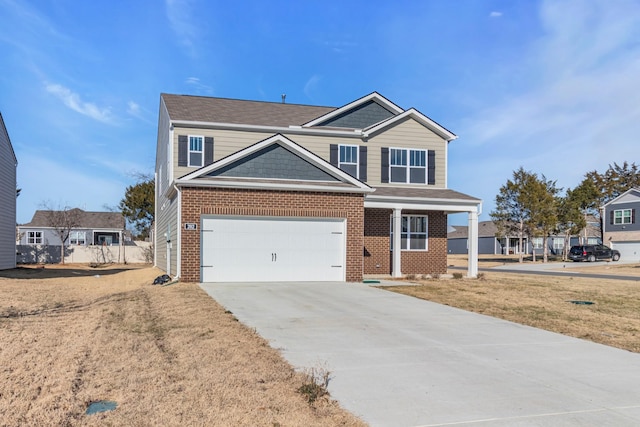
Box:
[127,101,140,115]
[489,11,503,18]
[45,83,114,124]
[304,75,322,100]
[166,0,198,57]
[185,76,213,94]
[451,0,640,221]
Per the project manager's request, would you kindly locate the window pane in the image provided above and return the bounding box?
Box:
[410,216,426,233]
[390,149,406,166]
[401,217,408,233]
[410,168,426,183]
[189,136,202,151]
[410,234,426,250]
[401,235,408,250]
[340,164,357,177]
[410,150,425,167]
[390,167,406,183]
[190,152,202,166]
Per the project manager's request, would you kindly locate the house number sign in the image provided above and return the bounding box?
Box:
[184,223,197,230]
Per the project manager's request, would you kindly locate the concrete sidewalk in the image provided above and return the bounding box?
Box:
[200,282,640,427]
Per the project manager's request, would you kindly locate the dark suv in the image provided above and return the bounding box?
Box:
[569,244,621,262]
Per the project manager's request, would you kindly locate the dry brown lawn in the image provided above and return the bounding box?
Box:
[0,264,364,427]
[383,270,640,353]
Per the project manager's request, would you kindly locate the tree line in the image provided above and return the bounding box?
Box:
[490,162,640,263]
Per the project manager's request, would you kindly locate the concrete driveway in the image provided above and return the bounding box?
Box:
[200,281,640,427]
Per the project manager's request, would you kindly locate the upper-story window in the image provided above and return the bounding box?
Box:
[390,148,426,184]
[339,145,358,178]
[613,209,633,225]
[330,144,367,181]
[189,136,204,167]
[27,231,43,244]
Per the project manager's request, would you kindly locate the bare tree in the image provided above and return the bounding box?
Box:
[40,203,82,264]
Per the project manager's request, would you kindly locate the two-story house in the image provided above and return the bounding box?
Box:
[154,92,481,282]
[602,188,640,262]
[0,112,18,270]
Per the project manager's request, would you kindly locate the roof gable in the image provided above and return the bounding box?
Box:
[178,134,372,193]
[206,143,339,182]
[364,108,457,141]
[303,92,403,128]
[603,188,640,207]
[0,112,17,165]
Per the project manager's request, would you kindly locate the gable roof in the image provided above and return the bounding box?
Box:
[22,209,125,229]
[161,92,457,141]
[162,94,335,127]
[302,92,403,128]
[176,134,373,193]
[0,112,17,165]
[602,188,640,208]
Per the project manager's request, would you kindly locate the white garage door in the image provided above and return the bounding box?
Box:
[201,216,346,282]
[611,241,640,262]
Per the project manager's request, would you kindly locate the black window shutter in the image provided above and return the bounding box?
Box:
[381,147,389,183]
[610,210,614,224]
[633,209,636,224]
[204,137,214,166]
[427,150,436,185]
[330,144,338,166]
[359,146,367,181]
[178,135,188,167]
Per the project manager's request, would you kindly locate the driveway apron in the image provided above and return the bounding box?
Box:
[200,282,640,427]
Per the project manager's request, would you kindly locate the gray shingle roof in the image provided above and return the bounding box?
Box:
[448,221,499,238]
[24,209,125,229]
[162,94,336,127]
[369,187,480,201]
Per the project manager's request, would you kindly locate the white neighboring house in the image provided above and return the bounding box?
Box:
[0,112,17,270]
[17,209,125,264]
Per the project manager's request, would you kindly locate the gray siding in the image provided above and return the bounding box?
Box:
[0,113,17,270]
[605,201,640,233]
[209,144,339,181]
[448,237,500,255]
[318,100,396,129]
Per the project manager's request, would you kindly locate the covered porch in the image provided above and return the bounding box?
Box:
[364,187,482,278]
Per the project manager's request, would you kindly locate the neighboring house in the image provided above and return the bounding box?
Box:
[0,112,18,270]
[155,92,481,282]
[17,209,125,263]
[602,188,640,262]
[449,220,601,256]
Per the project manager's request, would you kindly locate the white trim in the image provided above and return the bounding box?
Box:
[187,135,204,167]
[365,196,481,213]
[364,108,458,142]
[176,186,182,279]
[302,92,404,127]
[171,119,365,138]
[176,178,373,193]
[601,188,640,208]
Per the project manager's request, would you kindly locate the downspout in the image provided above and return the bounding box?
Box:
[175,184,182,279]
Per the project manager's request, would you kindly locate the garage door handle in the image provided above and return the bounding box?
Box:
[201,265,213,268]
[331,265,342,268]
[272,253,277,262]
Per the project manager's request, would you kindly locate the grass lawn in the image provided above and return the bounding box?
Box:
[0,265,364,426]
[382,267,640,353]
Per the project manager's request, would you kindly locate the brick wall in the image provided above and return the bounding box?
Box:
[180,187,364,282]
[363,208,447,275]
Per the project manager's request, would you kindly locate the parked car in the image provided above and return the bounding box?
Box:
[568,245,620,262]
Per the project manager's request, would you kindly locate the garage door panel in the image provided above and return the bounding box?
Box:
[201,217,345,282]
[612,242,640,262]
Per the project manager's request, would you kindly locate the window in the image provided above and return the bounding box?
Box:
[390,215,428,251]
[553,238,564,250]
[27,231,43,244]
[188,135,203,167]
[70,231,86,245]
[339,145,358,178]
[614,209,632,225]
[532,237,543,249]
[587,237,600,244]
[390,148,426,183]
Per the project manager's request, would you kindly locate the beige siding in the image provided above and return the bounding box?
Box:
[154,192,178,275]
[171,116,448,187]
[367,118,447,187]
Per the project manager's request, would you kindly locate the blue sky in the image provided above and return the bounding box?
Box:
[1,0,639,225]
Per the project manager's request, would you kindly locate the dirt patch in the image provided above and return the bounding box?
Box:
[382,271,640,353]
[0,265,364,426]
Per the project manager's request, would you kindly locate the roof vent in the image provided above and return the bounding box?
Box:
[281,94,286,104]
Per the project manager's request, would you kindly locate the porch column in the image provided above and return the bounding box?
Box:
[392,208,402,278]
[467,210,478,278]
